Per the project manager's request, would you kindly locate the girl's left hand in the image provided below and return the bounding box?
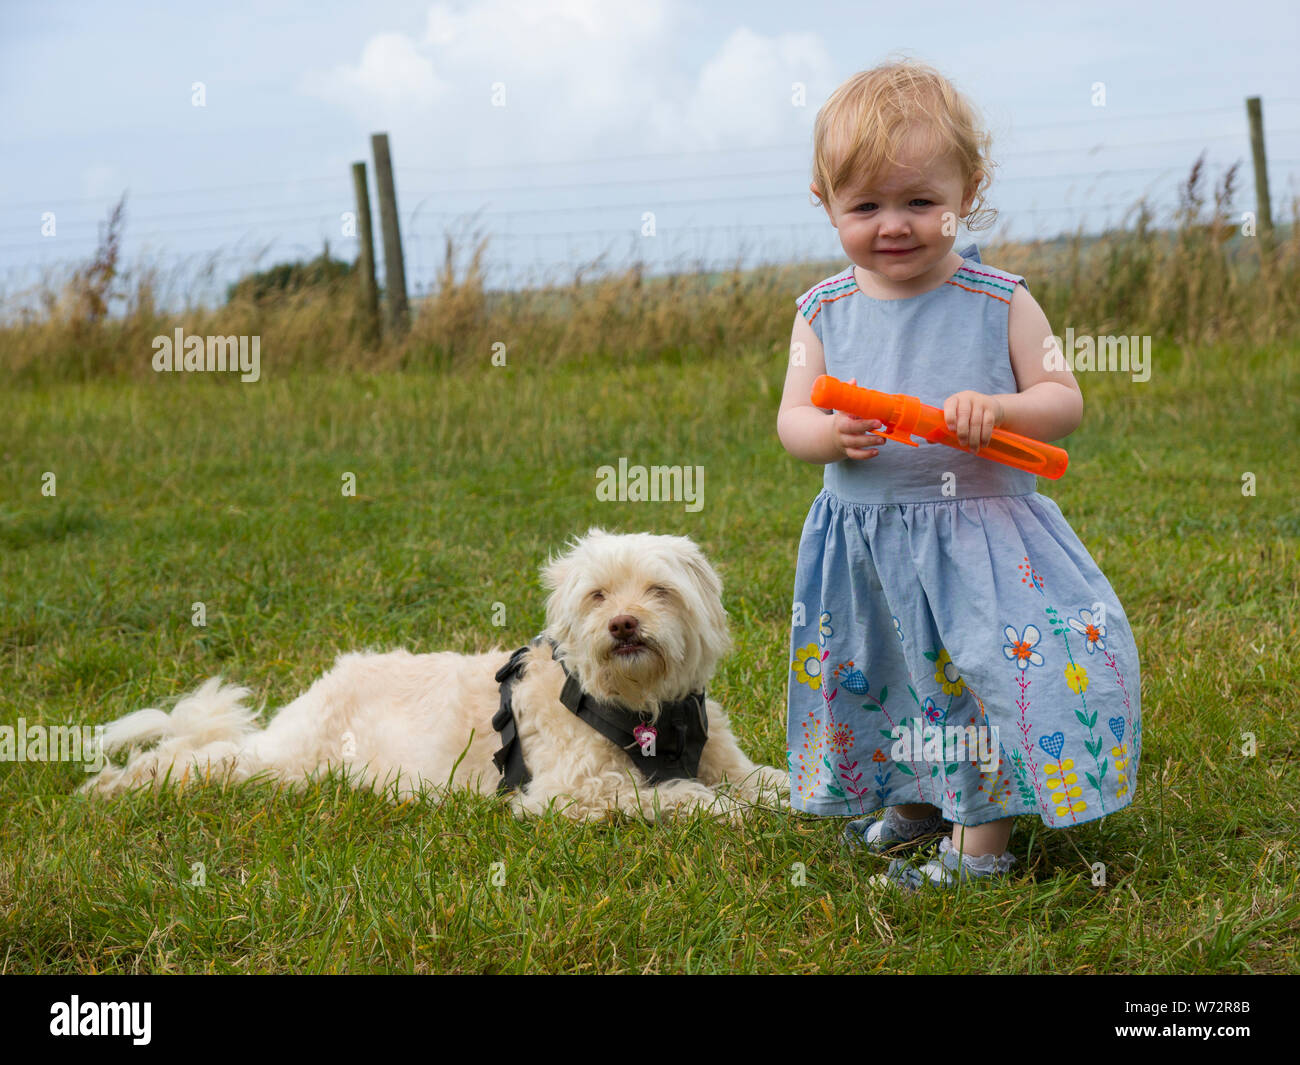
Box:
[943,391,1005,453]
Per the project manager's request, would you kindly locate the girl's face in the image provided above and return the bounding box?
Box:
[814,134,979,291]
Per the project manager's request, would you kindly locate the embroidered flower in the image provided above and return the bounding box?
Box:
[792,644,824,690]
[1002,624,1045,670]
[933,649,965,696]
[1067,609,1107,654]
[828,723,855,753]
[922,697,946,725]
[1064,664,1089,694]
[832,660,869,695]
[818,611,833,645]
[872,749,888,763]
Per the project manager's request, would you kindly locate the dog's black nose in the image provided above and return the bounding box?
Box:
[609,614,640,640]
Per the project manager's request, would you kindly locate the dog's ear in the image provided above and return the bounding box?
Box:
[677,539,727,618]
[544,527,610,589]
[682,548,723,601]
[541,550,572,591]
[678,542,733,659]
[542,531,588,590]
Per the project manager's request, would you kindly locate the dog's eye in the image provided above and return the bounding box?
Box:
[648,585,671,597]
[589,590,606,602]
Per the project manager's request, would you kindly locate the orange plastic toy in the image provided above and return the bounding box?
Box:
[810,374,1069,480]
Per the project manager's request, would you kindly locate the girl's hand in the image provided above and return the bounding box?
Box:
[943,390,1005,453]
[833,377,887,460]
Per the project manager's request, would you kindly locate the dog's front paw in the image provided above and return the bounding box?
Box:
[729,766,789,806]
[677,789,747,825]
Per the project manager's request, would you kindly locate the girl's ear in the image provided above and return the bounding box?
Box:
[811,183,837,227]
[962,170,983,216]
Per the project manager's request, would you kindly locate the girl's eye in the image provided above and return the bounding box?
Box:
[854,200,931,211]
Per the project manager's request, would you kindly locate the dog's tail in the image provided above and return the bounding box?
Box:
[82,678,263,794]
[98,677,261,754]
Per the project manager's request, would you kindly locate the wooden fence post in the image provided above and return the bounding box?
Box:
[1245,97,1273,251]
[371,132,409,336]
[351,161,381,345]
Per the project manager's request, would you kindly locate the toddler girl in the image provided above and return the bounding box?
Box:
[777,60,1142,892]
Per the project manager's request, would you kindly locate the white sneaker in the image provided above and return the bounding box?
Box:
[869,837,1018,892]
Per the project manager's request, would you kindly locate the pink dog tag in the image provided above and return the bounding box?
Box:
[634,724,657,757]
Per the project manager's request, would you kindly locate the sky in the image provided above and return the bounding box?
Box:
[2,0,1298,306]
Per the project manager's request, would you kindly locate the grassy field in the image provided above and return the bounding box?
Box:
[1,326,1297,973]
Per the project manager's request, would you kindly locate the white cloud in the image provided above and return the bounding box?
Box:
[682,26,833,149]
[299,1,836,164]
[300,32,446,123]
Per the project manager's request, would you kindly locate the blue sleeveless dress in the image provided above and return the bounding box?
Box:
[786,244,1142,829]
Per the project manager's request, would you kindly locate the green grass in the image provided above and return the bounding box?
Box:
[1,339,1297,973]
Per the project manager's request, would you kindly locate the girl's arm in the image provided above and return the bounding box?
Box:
[777,310,885,464]
[946,284,1083,450]
[997,284,1083,442]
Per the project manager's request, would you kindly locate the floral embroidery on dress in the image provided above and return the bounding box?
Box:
[995,559,1139,824]
[790,614,866,809]
[1040,741,1087,818]
[1069,608,1106,654]
[1045,604,1108,815]
[933,648,965,696]
[791,644,823,690]
[788,547,1138,824]
[792,693,828,801]
[1003,625,1045,669]
[818,611,833,645]
[1064,663,1088,693]
[832,660,869,694]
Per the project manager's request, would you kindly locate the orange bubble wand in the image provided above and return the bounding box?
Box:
[811,374,1069,480]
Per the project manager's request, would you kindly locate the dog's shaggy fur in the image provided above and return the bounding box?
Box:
[81,529,789,820]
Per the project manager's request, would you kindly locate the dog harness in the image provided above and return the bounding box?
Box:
[491,635,710,794]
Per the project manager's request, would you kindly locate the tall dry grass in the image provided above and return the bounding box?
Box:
[2,156,1296,383]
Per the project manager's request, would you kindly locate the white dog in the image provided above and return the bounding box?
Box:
[81,528,788,820]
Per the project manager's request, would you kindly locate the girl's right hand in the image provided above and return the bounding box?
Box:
[832,377,887,460]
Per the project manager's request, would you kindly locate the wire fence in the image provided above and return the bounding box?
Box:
[3,101,1298,304]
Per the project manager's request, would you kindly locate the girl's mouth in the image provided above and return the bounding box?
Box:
[877,247,917,255]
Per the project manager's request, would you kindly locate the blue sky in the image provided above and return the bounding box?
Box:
[2,0,1297,304]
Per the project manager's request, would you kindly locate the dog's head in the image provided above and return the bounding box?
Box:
[540,527,733,711]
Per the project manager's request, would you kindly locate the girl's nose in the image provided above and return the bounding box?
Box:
[877,212,910,236]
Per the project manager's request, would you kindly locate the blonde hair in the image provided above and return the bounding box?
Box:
[810,59,997,231]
